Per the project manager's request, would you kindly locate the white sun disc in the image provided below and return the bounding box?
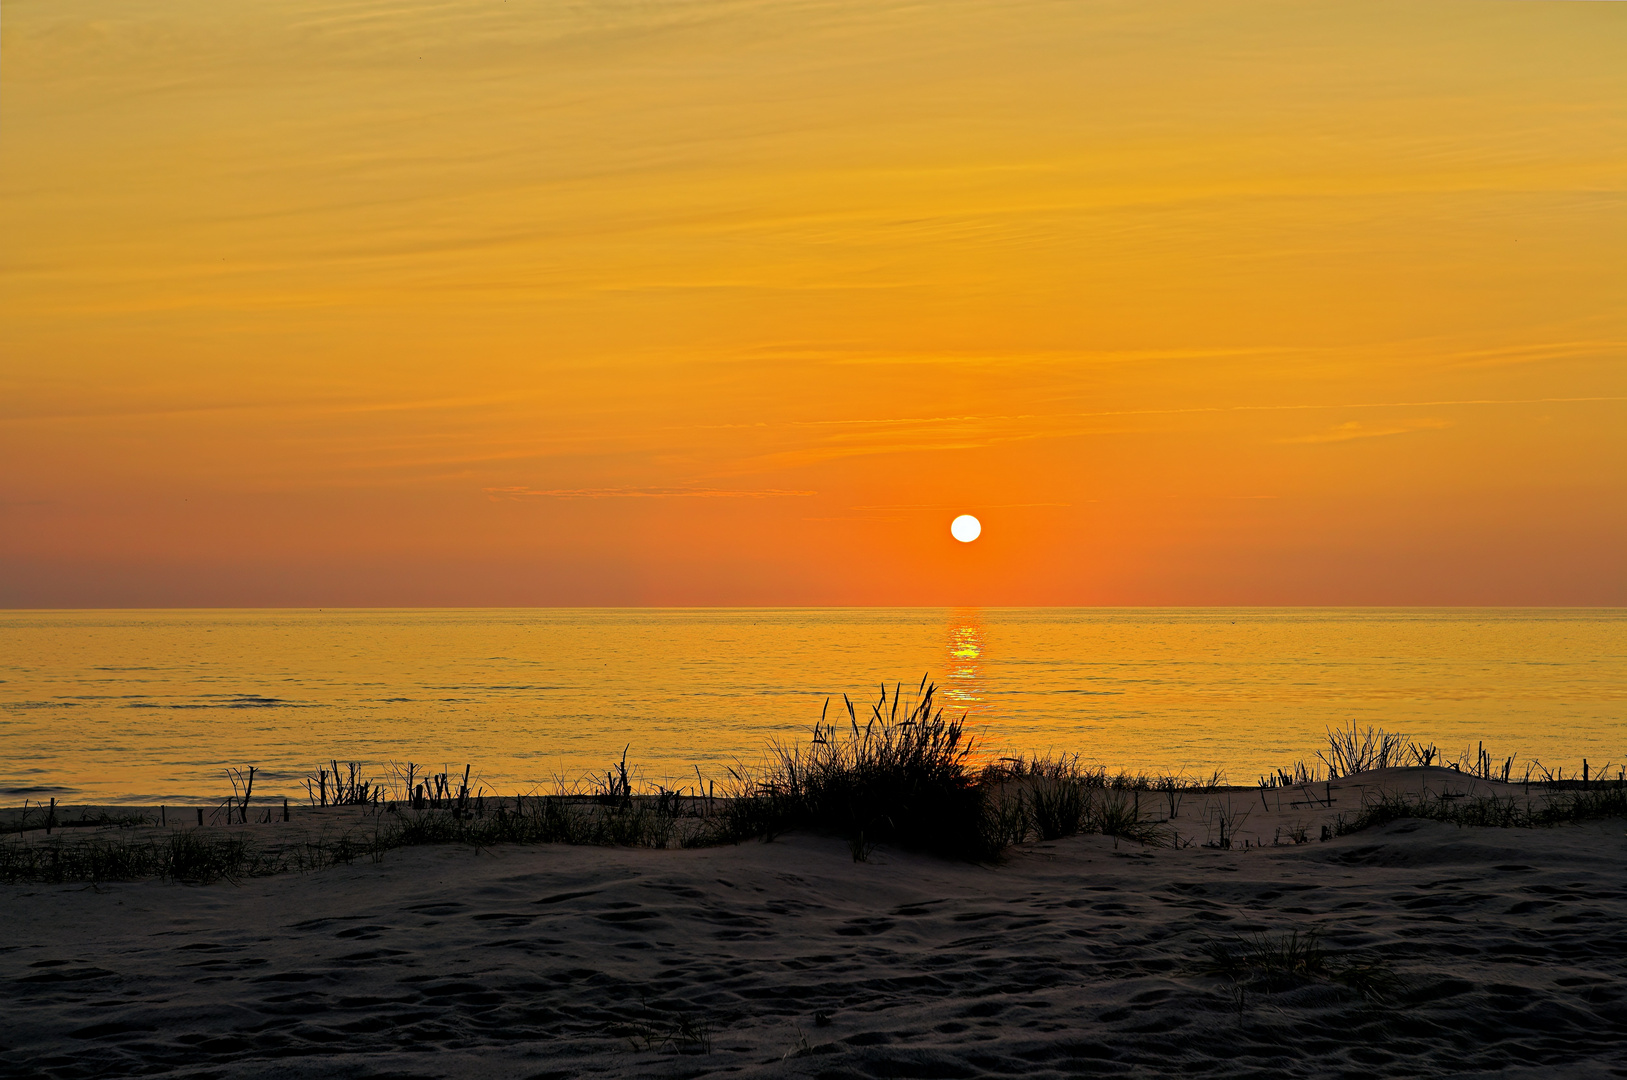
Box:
[951,514,982,542]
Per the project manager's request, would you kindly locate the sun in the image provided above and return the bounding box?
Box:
[950,514,982,543]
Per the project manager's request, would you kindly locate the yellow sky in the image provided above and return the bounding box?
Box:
[2,0,1624,605]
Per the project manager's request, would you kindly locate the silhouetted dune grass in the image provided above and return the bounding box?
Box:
[0,829,287,885]
[2,687,1622,883]
[1334,781,1627,836]
[739,679,998,860]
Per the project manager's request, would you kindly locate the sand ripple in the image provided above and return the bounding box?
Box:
[4,819,1626,1078]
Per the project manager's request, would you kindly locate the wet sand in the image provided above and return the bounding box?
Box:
[3,773,1626,1078]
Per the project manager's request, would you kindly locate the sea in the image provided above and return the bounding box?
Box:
[2,608,1623,805]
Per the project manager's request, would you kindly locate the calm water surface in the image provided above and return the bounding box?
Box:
[2,608,1623,804]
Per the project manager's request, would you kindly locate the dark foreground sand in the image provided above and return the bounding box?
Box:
[3,801,1626,1078]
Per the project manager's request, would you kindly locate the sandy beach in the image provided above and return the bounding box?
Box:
[4,770,1626,1079]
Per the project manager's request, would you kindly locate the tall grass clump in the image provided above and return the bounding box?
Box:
[748,678,998,860]
[738,680,1189,859]
[1319,724,1426,777]
[1311,724,1618,791]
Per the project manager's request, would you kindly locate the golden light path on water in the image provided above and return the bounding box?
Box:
[1,608,1623,804]
[942,610,988,722]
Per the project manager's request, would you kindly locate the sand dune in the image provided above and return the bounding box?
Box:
[5,777,1626,1079]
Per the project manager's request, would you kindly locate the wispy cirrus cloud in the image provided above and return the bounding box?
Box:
[852,501,1071,510]
[723,393,1627,469]
[484,485,815,499]
[1277,418,1451,444]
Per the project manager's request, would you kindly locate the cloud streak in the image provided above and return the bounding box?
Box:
[1277,419,1451,444]
[852,501,1071,510]
[485,485,816,499]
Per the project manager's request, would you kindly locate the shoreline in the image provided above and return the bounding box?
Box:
[5,767,1625,884]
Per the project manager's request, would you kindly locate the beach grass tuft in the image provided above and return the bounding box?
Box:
[1316,724,1444,778]
[1202,929,1400,1005]
[619,1000,716,1056]
[743,678,996,860]
[730,679,1202,859]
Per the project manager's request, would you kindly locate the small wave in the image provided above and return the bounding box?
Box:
[119,695,311,710]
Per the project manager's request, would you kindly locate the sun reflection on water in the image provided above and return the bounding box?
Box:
[941,609,988,718]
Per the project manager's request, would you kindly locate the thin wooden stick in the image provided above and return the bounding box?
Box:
[240,766,255,824]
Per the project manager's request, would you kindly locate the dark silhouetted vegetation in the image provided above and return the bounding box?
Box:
[3,683,1622,883]
[1201,929,1400,1010]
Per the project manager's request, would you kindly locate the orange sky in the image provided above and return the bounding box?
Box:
[2,0,1624,606]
